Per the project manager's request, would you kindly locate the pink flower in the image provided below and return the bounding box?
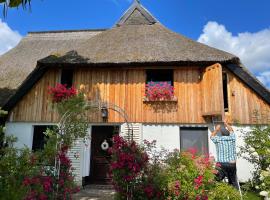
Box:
[144,185,154,198]
[194,175,204,189]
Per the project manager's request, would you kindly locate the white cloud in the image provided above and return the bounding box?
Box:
[0,19,22,55]
[198,21,270,88]
[257,71,270,88]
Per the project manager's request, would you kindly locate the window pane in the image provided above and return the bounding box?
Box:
[61,69,74,88]
[146,69,173,85]
[32,125,54,151]
[180,128,208,155]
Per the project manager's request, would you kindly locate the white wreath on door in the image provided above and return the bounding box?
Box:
[101,139,109,151]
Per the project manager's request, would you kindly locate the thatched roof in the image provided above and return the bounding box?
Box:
[0,29,104,106]
[0,0,269,109]
[40,1,238,65]
[74,23,238,64]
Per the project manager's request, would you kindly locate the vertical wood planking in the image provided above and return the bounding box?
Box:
[9,67,270,124]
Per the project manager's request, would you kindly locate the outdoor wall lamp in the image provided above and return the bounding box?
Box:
[101,107,108,122]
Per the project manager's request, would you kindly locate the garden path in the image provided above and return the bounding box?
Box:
[73,185,115,200]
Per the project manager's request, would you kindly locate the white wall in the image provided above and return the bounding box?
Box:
[5,122,33,148]
[5,122,57,149]
[142,125,180,152]
[142,124,255,182]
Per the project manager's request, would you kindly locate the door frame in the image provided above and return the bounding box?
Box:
[85,124,121,185]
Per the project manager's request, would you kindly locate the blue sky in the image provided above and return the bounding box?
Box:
[0,0,270,87]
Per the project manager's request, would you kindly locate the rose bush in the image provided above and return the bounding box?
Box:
[109,136,241,200]
[48,83,77,103]
[0,84,90,199]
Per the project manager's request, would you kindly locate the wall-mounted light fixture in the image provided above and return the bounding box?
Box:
[101,106,108,122]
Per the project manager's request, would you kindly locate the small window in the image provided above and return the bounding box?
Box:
[146,69,173,85]
[32,125,53,151]
[180,127,208,155]
[61,69,74,88]
[222,72,229,112]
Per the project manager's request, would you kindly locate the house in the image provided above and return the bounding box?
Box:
[1,0,270,185]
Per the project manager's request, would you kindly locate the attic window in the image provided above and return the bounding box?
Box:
[32,125,53,151]
[222,72,229,112]
[61,69,74,88]
[145,69,176,101]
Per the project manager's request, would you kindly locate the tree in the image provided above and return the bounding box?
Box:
[0,0,31,16]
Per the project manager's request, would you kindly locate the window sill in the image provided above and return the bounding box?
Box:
[143,96,178,103]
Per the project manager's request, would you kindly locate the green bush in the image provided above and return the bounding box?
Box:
[239,125,270,195]
[208,183,241,200]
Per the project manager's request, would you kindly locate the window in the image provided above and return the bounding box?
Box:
[145,69,175,101]
[32,125,53,151]
[180,127,208,155]
[222,72,229,112]
[61,69,74,88]
[146,69,173,85]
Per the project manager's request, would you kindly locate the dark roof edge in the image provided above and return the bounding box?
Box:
[28,29,108,34]
[226,63,270,105]
[2,64,48,111]
[38,50,240,67]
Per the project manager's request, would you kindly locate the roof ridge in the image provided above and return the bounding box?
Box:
[28,29,107,34]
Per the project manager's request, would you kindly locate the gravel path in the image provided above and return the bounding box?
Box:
[73,185,115,200]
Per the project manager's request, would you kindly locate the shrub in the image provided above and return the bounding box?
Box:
[0,84,89,199]
[108,135,150,199]
[208,183,241,200]
[239,125,270,195]
[164,150,216,199]
[110,136,242,200]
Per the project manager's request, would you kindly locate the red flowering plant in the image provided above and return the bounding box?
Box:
[108,135,149,199]
[109,137,241,200]
[109,136,167,200]
[22,144,80,200]
[164,149,217,200]
[145,81,175,101]
[48,83,77,103]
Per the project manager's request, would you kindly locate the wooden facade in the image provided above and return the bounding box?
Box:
[9,64,270,124]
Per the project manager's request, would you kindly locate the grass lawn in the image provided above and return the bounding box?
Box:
[244,191,261,200]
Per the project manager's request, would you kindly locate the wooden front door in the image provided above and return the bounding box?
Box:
[89,126,119,184]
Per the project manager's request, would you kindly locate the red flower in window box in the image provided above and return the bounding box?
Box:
[145,81,175,101]
[48,83,77,103]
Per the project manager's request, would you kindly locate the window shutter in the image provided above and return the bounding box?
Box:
[120,123,142,144]
[67,138,82,182]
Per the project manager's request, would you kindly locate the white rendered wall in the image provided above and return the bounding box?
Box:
[142,125,180,152]
[143,124,255,182]
[5,122,56,149]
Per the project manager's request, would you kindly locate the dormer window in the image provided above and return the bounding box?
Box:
[61,69,74,88]
[145,69,175,101]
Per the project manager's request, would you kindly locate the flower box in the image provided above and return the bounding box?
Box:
[143,96,178,102]
[144,81,176,102]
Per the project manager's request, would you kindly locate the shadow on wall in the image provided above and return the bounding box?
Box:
[144,101,178,113]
